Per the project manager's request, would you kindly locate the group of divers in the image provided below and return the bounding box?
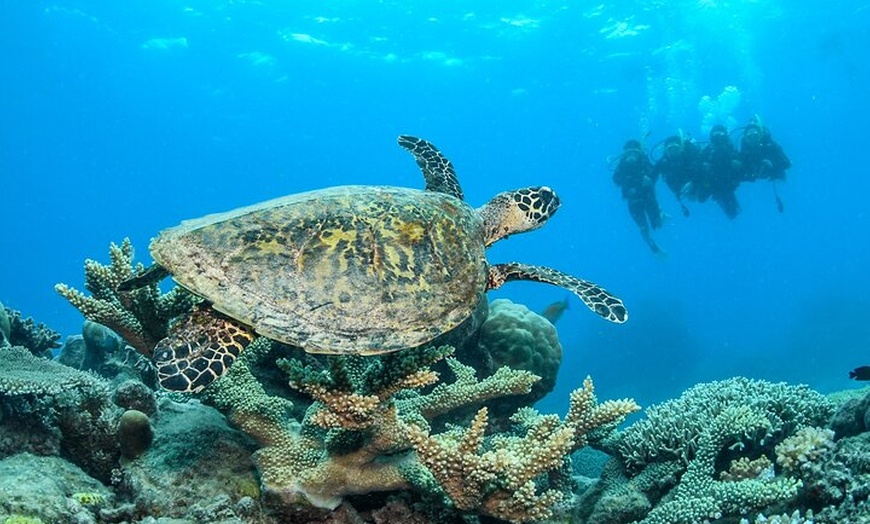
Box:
[611,115,791,254]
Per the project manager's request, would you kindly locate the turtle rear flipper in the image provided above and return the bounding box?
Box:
[118,264,171,292]
[398,135,464,200]
[153,305,254,392]
[487,262,628,323]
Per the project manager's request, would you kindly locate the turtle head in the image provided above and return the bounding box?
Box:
[477,186,560,247]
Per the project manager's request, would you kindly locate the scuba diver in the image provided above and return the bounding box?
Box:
[739,116,792,212]
[653,133,701,217]
[696,124,743,219]
[612,139,664,254]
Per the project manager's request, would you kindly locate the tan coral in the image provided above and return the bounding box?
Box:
[408,405,575,523]
[565,376,641,450]
[408,377,637,524]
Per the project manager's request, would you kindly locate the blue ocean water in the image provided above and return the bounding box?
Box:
[1,0,868,413]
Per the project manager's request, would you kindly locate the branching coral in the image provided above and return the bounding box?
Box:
[617,377,835,472]
[575,378,834,524]
[55,239,196,356]
[635,406,803,524]
[775,426,835,473]
[408,376,640,523]
[0,306,61,357]
[204,339,592,515]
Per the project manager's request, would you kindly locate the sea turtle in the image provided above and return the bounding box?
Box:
[121,135,627,392]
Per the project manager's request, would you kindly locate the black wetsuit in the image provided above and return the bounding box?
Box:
[740,132,791,181]
[698,139,742,218]
[614,151,663,253]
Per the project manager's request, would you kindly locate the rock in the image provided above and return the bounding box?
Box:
[0,453,110,522]
[118,409,154,460]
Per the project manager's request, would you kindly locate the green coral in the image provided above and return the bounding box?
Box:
[3,516,45,524]
[55,238,196,356]
[635,405,802,524]
[617,377,835,471]
[0,345,108,397]
[577,378,835,524]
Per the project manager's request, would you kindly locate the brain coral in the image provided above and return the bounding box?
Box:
[477,299,562,415]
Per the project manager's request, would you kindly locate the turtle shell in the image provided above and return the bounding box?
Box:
[150,185,487,355]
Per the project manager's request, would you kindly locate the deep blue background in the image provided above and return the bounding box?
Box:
[2,1,868,412]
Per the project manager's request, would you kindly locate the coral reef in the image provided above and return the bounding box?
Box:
[0,453,112,523]
[0,345,123,482]
[111,396,261,521]
[632,405,802,524]
[783,423,870,523]
[576,377,837,524]
[55,238,196,356]
[11,238,867,524]
[198,338,579,515]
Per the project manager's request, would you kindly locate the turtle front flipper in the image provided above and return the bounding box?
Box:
[152,305,255,392]
[397,135,464,200]
[477,186,561,247]
[487,262,628,323]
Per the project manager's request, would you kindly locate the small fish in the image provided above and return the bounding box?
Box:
[541,297,569,324]
[849,366,870,381]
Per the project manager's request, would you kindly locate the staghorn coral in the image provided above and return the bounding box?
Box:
[617,377,835,472]
[408,376,639,523]
[55,238,196,356]
[635,405,803,524]
[576,378,836,524]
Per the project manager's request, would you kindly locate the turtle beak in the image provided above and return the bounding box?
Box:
[538,186,561,216]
